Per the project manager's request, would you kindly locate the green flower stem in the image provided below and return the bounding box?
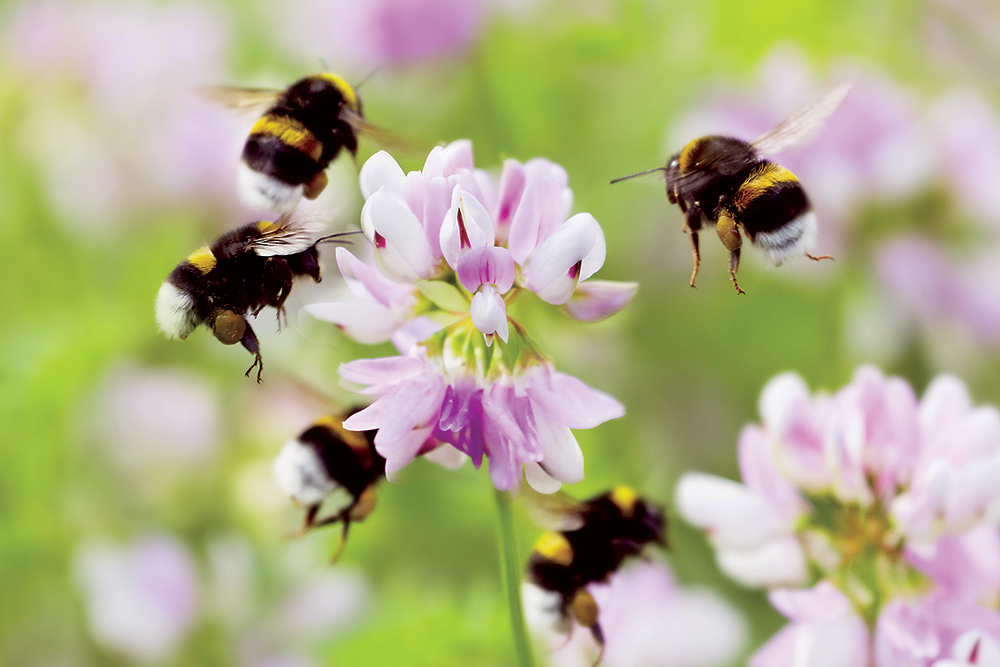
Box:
[495,488,536,667]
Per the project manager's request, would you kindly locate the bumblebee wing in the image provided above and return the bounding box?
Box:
[251,214,327,257]
[341,108,418,154]
[751,85,850,156]
[202,86,282,114]
[520,486,587,532]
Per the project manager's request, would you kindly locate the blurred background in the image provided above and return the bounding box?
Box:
[4,0,1000,664]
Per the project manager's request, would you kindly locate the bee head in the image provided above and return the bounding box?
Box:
[636,500,668,547]
[664,154,681,191]
[318,72,361,115]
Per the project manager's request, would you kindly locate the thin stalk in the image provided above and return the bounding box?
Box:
[495,488,536,667]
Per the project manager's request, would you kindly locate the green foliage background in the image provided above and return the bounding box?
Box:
[2,0,999,665]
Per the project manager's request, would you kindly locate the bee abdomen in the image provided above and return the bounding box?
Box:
[155,258,214,339]
[733,163,815,266]
[246,115,323,164]
[273,436,341,507]
[155,281,200,340]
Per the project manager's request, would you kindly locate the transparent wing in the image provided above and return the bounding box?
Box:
[202,86,282,114]
[752,85,850,156]
[251,214,328,257]
[519,486,586,532]
[341,108,420,155]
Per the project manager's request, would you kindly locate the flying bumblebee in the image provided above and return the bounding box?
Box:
[525,486,666,665]
[155,216,355,382]
[272,411,385,562]
[612,86,849,294]
[208,72,377,213]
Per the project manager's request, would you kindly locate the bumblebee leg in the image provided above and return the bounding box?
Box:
[258,259,294,330]
[728,248,745,295]
[330,520,352,563]
[285,504,321,539]
[240,324,264,382]
[589,623,606,667]
[806,253,834,261]
[688,231,701,288]
[715,211,745,295]
[682,204,703,288]
[304,171,329,200]
[348,487,378,522]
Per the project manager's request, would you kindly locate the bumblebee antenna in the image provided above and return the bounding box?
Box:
[312,230,365,247]
[354,65,382,92]
[610,167,666,184]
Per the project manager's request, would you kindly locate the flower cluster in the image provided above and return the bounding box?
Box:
[306,140,634,491]
[677,366,1000,666]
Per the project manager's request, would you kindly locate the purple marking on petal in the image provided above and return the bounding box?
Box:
[494,158,526,230]
[457,246,516,293]
[374,231,386,249]
[568,259,582,280]
[434,385,485,467]
[457,207,471,248]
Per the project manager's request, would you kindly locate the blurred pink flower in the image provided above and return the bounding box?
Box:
[74,535,200,662]
[893,374,1000,547]
[933,629,1000,667]
[876,237,1000,346]
[271,0,483,70]
[1,0,243,227]
[340,341,623,491]
[676,423,809,588]
[928,88,1000,231]
[875,593,1000,667]
[92,365,222,473]
[203,537,370,666]
[678,367,1000,665]
[906,524,1000,604]
[269,570,369,641]
[750,583,869,667]
[526,561,747,667]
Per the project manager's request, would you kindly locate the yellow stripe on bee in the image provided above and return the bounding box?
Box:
[256,220,277,233]
[534,531,574,566]
[734,164,799,212]
[319,72,359,111]
[677,139,701,173]
[250,114,324,161]
[186,245,216,274]
[610,485,638,518]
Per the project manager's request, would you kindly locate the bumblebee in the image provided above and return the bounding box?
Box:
[525,486,666,664]
[155,216,353,382]
[209,73,371,213]
[272,412,384,562]
[613,86,848,294]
